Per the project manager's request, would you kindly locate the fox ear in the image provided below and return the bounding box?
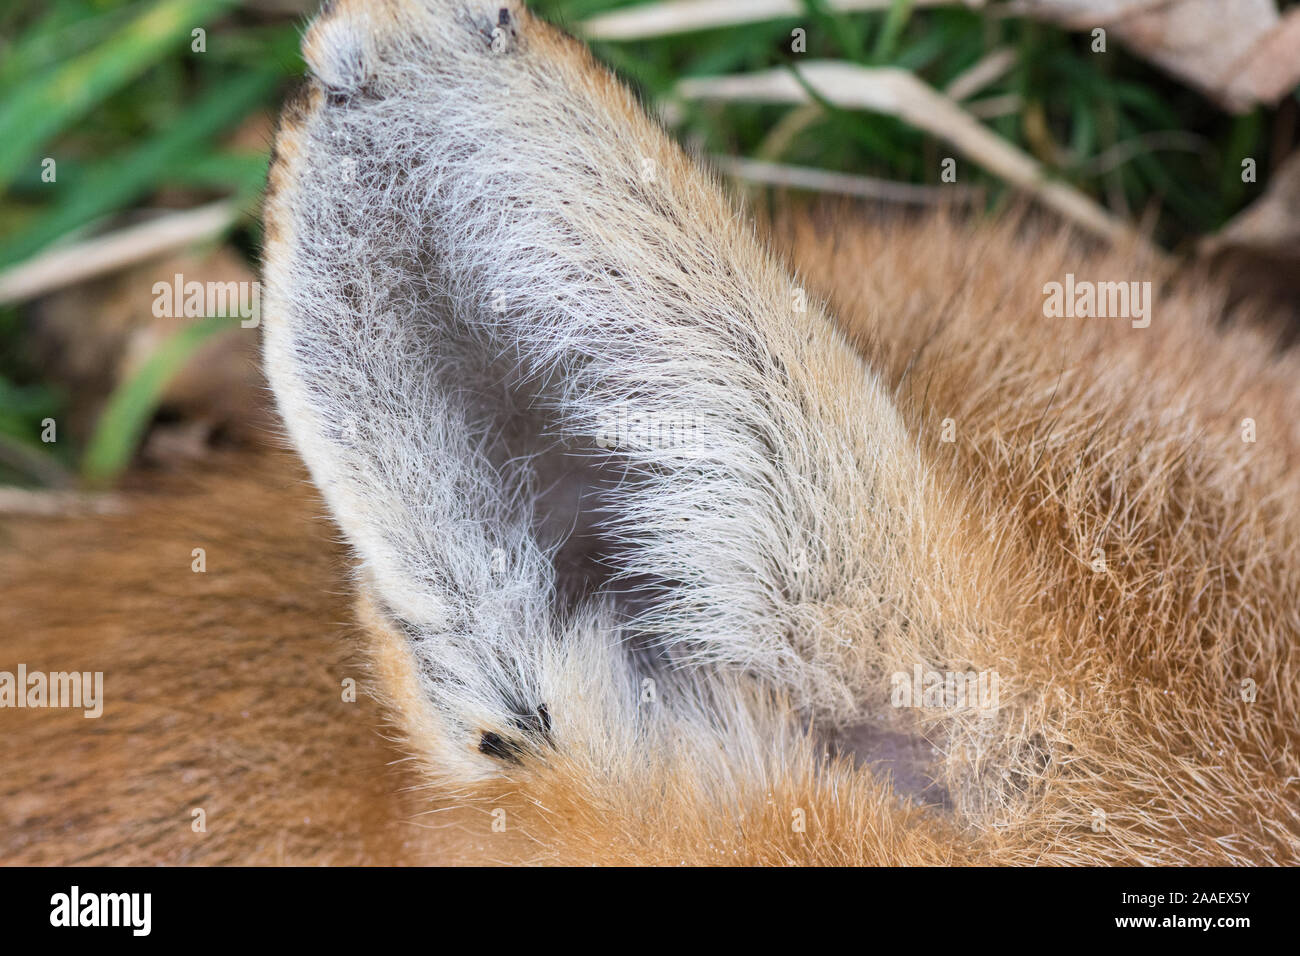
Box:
[261,0,938,767]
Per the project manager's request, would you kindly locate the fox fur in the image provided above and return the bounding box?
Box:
[2,0,1298,865]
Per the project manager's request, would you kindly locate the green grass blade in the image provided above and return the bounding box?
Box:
[0,0,140,90]
[0,68,276,268]
[81,315,237,487]
[871,0,915,64]
[0,0,239,192]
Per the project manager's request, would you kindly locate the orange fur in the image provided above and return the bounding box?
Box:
[3,211,1296,865]
[3,0,1298,865]
[0,456,462,864]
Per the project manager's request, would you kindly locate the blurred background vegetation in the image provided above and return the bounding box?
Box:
[1,0,1297,490]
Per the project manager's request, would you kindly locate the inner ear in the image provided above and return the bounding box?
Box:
[472,354,618,606]
[264,0,955,728]
[459,338,679,628]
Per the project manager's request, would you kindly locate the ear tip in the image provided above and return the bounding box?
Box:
[302,4,375,96]
[302,0,529,95]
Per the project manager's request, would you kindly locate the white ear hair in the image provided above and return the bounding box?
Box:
[263,0,946,781]
[302,3,374,95]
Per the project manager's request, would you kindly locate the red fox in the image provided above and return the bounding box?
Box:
[2,0,1297,866]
